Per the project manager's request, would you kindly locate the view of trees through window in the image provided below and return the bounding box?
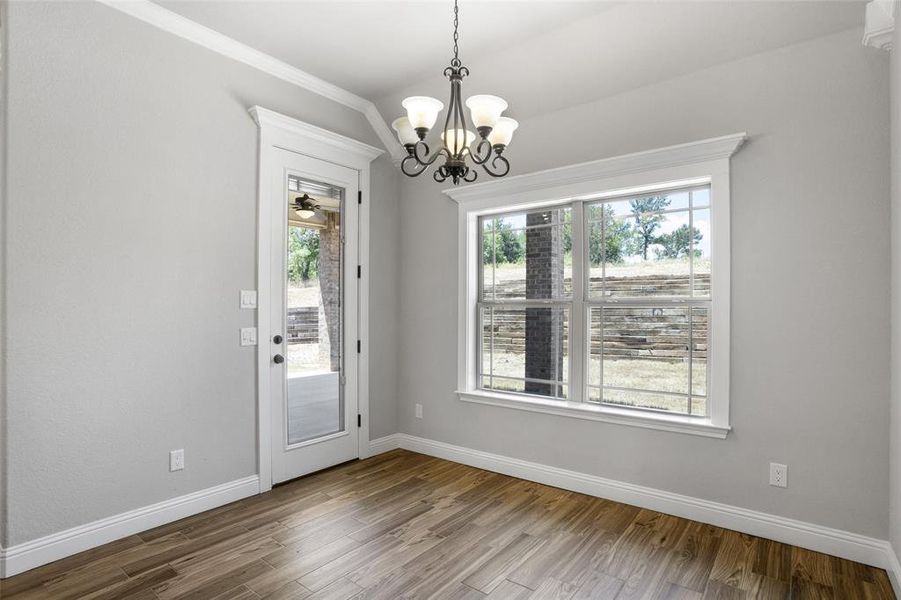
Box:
[479,186,711,417]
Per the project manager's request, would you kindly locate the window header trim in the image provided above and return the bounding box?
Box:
[443,133,745,205]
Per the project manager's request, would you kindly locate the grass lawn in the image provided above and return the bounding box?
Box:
[486,349,707,416]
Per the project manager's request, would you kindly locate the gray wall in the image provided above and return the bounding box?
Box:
[0,0,8,552]
[2,1,398,547]
[890,10,901,559]
[368,154,400,441]
[395,28,891,538]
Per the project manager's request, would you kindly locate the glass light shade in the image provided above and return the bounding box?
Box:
[465,95,508,129]
[441,128,477,152]
[391,116,419,145]
[402,96,444,130]
[487,117,518,146]
[295,208,315,219]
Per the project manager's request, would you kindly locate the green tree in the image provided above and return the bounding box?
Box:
[629,196,670,260]
[588,205,632,264]
[655,224,703,259]
[483,221,524,264]
[288,226,320,282]
[497,222,524,263]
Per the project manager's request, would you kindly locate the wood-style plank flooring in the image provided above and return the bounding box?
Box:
[1,449,894,599]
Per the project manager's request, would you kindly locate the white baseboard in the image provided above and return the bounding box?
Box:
[368,433,403,456]
[387,433,898,588]
[4,440,899,597]
[885,544,901,598]
[0,475,259,578]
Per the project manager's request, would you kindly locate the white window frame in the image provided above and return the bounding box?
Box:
[448,133,746,439]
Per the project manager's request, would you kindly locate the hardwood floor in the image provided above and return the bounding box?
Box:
[1,449,894,600]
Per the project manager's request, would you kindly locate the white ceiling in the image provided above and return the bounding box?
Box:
[156,1,611,98]
[156,1,866,121]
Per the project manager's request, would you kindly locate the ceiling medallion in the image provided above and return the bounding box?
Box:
[392,0,517,185]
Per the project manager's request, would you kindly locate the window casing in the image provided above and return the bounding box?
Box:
[452,133,743,438]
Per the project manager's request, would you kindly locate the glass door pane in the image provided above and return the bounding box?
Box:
[285,175,344,445]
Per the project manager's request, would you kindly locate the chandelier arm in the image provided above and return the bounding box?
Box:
[463,168,478,183]
[456,78,468,157]
[470,138,494,165]
[439,81,454,156]
[400,155,429,177]
[413,141,450,166]
[481,153,511,178]
[401,144,451,177]
[433,163,452,182]
[452,78,461,156]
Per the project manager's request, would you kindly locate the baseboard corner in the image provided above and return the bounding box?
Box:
[368,433,402,456]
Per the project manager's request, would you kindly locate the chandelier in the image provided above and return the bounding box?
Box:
[392,0,518,185]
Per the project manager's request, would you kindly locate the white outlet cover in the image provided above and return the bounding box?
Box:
[769,463,788,488]
[240,327,258,347]
[415,403,423,419]
[170,449,185,472]
[240,290,258,309]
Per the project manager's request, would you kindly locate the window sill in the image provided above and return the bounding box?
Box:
[456,390,730,439]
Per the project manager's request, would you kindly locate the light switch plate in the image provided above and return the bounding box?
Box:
[240,290,258,309]
[240,327,258,346]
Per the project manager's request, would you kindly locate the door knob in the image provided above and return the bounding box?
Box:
[273,335,283,344]
[273,354,285,364]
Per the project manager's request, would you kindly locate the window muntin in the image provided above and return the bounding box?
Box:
[476,186,713,419]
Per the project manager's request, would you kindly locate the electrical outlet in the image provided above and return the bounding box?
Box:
[769,463,787,488]
[415,403,423,419]
[170,449,185,472]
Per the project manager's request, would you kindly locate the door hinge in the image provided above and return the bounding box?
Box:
[357,265,361,279]
[357,413,362,428]
[358,190,362,205]
[357,340,361,353]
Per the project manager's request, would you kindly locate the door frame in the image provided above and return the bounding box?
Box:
[250,106,383,493]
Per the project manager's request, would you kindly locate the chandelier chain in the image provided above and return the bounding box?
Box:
[452,0,460,67]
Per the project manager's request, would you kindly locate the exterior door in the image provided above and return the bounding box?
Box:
[269,148,359,484]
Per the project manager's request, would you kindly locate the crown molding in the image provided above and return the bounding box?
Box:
[443,132,747,205]
[96,0,406,162]
[863,0,895,51]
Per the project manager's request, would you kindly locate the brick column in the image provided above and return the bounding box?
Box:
[524,213,565,396]
[318,212,341,372]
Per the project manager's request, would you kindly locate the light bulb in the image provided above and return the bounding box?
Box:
[391,116,419,145]
[401,96,444,131]
[441,129,476,153]
[465,95,508,130]
[487,117,518,147]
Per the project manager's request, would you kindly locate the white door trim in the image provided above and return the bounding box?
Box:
[250,106,383,492]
